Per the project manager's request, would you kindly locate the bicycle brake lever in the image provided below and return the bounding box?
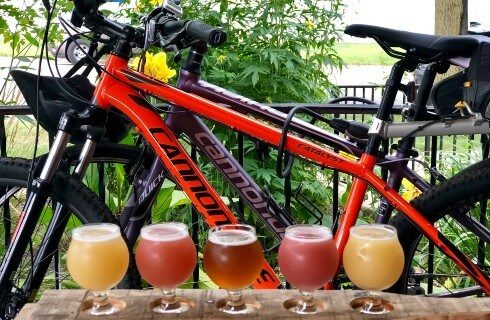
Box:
[144,19,156,48]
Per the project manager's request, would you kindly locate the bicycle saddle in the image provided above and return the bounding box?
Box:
[10,70,129,143]
[345,24,481,61]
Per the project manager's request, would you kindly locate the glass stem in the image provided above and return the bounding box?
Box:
[93,291,110,310]
[161,288,178,306]
[300,291,315,309]
[292,290,318,314]
[227,290,245,307]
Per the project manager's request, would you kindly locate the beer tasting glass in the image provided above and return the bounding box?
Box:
[203,224,264,314]
[343,224,405,314]
[278,224,339,314]
[135,222,197,313]
[67,223,129,316]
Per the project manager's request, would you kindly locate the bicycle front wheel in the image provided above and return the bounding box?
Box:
[0,144,147,318]
[391,157,490,296]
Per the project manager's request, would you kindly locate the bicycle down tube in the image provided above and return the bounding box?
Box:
[94,54,490,294]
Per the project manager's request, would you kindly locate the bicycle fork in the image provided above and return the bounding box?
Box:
[22,136,100,298]
[0,108,105,317]
[0,127,71,315]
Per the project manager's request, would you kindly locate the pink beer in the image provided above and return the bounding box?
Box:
[136,223,196,289]
[278,224,338,292]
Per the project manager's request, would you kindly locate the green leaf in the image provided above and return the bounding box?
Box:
[170,190,191,208]
[16,56,31,62]
[24,33,39,47]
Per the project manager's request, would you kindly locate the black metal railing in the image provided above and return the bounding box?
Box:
[0,84,487,294]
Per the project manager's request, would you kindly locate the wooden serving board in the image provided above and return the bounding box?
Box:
[16,289,490,319]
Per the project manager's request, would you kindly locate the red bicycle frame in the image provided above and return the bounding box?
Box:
[93,54,490,293]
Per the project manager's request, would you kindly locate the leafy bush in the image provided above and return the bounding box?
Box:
[178,0,345,221]
[181,0,344,103]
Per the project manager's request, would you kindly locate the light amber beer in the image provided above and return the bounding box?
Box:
[67,224,129,292]
[343,224,404,291]
[204,226,264,290]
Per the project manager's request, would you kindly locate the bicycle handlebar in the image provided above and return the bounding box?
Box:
[186,20,227,47]
[156,18,226,47]
[72,2,226,49]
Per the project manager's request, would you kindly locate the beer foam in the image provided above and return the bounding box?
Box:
[285,225,333,242]
[208,229,257,246]
[140,222,189,242]
[72,223,120,242]
[350,224,397,241]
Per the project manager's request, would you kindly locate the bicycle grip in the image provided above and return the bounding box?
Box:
[186,20,227,46]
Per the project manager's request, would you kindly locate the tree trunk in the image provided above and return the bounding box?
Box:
[435,0,468,78]
[435,0,468,36]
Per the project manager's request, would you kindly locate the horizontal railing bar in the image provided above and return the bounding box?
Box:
[0,105,32,116]
[2,103,432,116]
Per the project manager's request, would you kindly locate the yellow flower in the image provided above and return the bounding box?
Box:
[149,0,164,6]
[401,179,422,202]
[216,55,227,64]
[134,0,142,12]
[131,52,176,83]
[135,0,164,12]
[305,20,314,30]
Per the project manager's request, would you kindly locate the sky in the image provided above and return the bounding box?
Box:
[341,0,489,42]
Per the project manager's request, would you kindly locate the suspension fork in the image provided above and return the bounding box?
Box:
[0,107,107,313]
[0,111,77,302]
[23,129,103,299]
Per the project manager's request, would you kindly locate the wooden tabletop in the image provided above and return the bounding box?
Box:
[17,289,490,319]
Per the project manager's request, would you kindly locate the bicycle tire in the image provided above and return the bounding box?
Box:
[0,145,146,317]
[391,157,490,296]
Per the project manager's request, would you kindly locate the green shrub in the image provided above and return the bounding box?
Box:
[181,0,344,103]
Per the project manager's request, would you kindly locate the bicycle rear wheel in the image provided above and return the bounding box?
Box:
[391,158,490,296]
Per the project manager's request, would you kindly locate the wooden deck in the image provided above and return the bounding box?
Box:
[16,289,490,319]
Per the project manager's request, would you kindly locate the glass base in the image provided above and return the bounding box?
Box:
[150,296,194,314]
[350,295,394,314]
[215,291,261,314]
[80,297,126,316]
[283,297,328,314]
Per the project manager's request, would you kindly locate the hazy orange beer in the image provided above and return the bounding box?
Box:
[66,223,129,316]
[203,224,263,314]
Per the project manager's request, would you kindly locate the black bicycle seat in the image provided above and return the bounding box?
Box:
[345,24,481,61]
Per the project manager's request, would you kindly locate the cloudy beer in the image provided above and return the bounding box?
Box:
[135,222,196,313]
[278,224,338,314]
[203,224,263,314]
[343,224,405,314]
[67,223,129,315]
[343,224,404,291]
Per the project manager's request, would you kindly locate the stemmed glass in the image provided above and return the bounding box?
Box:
[343,224,405,314]
[66,223,129,316]
[203,224,264,314]
[278,224,339,314]
[135,222,197,313]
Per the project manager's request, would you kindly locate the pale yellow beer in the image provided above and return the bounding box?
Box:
[67,224,129,292]
[343,224,404,291]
